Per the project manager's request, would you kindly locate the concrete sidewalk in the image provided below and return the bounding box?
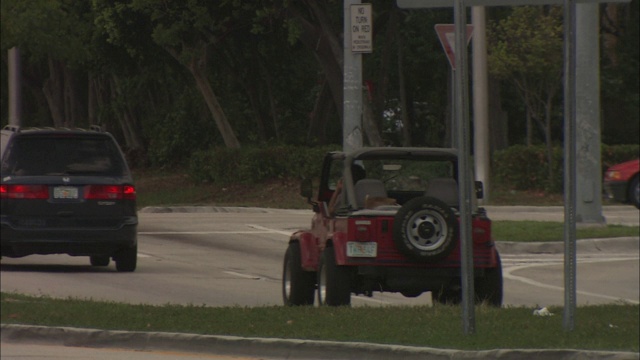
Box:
[2,324,638,360]
[484,205,639,227]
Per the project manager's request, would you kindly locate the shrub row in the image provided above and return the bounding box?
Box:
[188,144,638,192]
[188,145,339,185]
[492,144,639,192]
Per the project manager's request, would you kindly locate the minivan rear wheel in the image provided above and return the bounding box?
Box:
[115,245,137,272]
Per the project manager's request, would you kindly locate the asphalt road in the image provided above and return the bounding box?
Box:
[1,205,638,360]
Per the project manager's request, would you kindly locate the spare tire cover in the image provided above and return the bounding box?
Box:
[392,196,458,262]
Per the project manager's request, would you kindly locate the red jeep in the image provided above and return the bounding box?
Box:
[282,147,502,307]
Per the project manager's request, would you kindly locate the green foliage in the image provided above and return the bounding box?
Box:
[188,145,339,185]
[493,144,640,193]
[492,221,639,242]
[492,145,562,192]
[601,144,640,168]
[146,89,217,167]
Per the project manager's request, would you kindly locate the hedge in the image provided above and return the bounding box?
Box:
[188,144,638,193]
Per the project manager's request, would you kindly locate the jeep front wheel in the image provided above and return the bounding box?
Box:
[317,247,352,306]
[282,242,316,306]
[393,196,457,262]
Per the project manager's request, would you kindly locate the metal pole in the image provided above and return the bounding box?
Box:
[454,0,475,335]
[563,0,578,332]
[343,0,363,153]
[8,47,22,126]
[451,70,457,148]
[472,6,489,203]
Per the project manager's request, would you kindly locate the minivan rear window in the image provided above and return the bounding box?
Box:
[1,135,126,177]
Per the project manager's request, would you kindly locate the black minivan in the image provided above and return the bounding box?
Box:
[1,125,138,271]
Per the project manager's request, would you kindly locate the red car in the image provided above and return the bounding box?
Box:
[604,159,640,209]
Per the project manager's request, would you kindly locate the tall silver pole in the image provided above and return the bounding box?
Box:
[563,0,578,332]
[343,0,363,153]
[8,47,22,126]
[454,0,475,335]
[472,6,489,203]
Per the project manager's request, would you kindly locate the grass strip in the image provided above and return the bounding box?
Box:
[492,221,639,242]
[2,292,637,352]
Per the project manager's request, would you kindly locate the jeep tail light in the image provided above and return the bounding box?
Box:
[354,221,372,241]
[84,185,136,200]
[0,184,50,199]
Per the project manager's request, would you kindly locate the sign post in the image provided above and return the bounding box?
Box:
[435,24,473,148]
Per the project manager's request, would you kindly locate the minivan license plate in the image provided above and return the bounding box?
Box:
[347,242,377,257]
[54,186,78,199]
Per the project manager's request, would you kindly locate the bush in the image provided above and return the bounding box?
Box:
[188,145,338,185]
[493,144,639,193]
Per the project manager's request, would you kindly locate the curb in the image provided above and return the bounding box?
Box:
[496,237,639,255]
[2,324,638,360]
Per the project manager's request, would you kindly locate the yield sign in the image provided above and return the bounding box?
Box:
[435,24,474,70]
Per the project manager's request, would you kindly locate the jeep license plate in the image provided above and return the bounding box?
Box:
[347,242,377,257]
[53,186,78,199]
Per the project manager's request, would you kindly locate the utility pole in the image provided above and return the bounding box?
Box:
[576,3,605,225]
[343,0,364,153]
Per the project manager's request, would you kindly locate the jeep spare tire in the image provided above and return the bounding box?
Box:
[393,196,457,262]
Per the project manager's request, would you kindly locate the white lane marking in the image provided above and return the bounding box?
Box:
[223,271,262,280]
[138,224,293,238]
[246,224,294,237]
[138,230,271,235]
[503,256,639,304]
[352,296,391,304]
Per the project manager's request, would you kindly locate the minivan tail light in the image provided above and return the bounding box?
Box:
[123,185,136,200]
[0,184,50,199]
[84,185,136,200]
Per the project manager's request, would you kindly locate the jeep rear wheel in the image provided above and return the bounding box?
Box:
[393,196,457,262]
[282,242,316,306]
[432,283,462,305]
[90,256,110,267]
[474,252,503,307]
[317,247,351,306]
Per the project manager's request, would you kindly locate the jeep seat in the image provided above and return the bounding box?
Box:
[425,178,459,208]
[354,179,387,208]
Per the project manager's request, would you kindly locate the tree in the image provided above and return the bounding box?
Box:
[121,0,242,149]
[488,6,564,187]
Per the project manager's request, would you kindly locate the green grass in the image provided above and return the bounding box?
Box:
[492,221,639,242]
[1,293,638,352]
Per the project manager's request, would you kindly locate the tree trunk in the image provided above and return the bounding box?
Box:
[362,95,384,146]
[601,4,621,67]
[307,80,333,144]
[43,57,65,127]
[186,51,241,149]
[397,29,411,147]
[288,5,344,123]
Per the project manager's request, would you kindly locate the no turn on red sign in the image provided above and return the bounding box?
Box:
[435,24,474,70]
[351,4,373,53]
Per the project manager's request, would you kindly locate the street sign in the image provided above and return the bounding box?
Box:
[351,4,373,53]
[435,24,474,70]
